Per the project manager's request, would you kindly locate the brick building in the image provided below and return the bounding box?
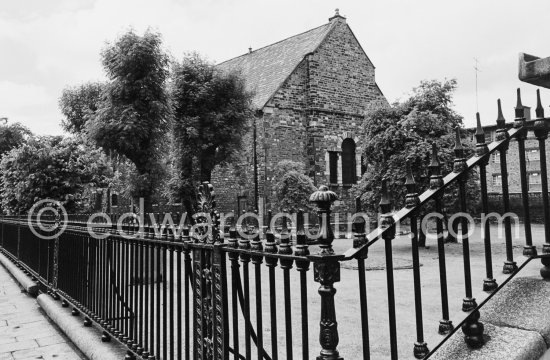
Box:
[212,10,387,214]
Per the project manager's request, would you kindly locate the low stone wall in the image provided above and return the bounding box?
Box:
[488,192,548,223]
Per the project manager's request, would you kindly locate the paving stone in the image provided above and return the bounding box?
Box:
[431,323,546,360]
[0,353,13,360]
[11,343,76,359]
[36,335,65,347]
[0,340,38,354]
[483,275,550,345]
[0,262,85,360]
[0,338,15,346]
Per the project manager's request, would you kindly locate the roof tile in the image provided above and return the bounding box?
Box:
[216,22,334,109]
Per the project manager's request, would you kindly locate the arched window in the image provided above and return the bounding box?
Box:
[342,138,356,184]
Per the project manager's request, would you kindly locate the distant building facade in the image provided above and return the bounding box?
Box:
[211,10,388,215]
[467,105,550,221]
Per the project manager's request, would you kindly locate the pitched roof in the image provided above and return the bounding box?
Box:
[216,22,334,109]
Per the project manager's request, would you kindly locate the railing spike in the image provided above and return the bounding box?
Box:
[496,99,509,141]
[475,112,484,136]
[379,179,392,214]
[536,89,545,119]
[515,89,527,130]
[405,161,416,186]
[496,98,505,124]
[515,88,523,118]
[475,113,489,156]
[429,143,440,168]
[453,127,467,172]
[454,127,463,150]
[405,161,419,208]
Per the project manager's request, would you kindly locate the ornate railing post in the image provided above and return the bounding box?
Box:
[192,182,227,360]
[534,90,550,278]
[309,186,343,360]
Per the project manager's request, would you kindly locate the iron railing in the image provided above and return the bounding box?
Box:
[0,88,549,359]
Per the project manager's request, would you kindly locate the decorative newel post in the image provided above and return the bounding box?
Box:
[309,185,343,360]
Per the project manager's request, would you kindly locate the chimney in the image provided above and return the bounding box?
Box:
[329,8,346,22]
[248,47,252,54]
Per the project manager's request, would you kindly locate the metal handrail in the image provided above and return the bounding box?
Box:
[344,126,522,259]
[425,253,550,358]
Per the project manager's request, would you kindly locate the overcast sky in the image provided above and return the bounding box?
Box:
[1,0,550,134]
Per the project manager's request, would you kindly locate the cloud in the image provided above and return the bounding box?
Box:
[1,0,550,134]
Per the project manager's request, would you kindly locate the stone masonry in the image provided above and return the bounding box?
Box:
[0,264,85,360]
[212,10,388,215]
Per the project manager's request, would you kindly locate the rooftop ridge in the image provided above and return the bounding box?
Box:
[216,21,332,66]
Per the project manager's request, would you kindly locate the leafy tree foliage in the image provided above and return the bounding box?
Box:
[273,160,317,212]
[0,136,111,213]
[86,30,170,211]
[354,79,479,243]
[169,53,253,202]
[59,82,103,134]
[0,120,32,157]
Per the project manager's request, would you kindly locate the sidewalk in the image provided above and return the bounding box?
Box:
[0,265,86,360]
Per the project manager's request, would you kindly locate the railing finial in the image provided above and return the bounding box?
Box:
[515,88,523,117]
[535,90,549,140]
[536,89,545,119]
[429,143,443,189]
[475,112,484,137]
[405,161,420,208]
[475,113,489,156]
[309,185,338,255]
[514,88,527,129]
[379,179,392,213]
[497,98,505,124]
[496,99,509,140]
[453,127,467,173]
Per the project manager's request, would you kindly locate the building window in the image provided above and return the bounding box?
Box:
[329,151,338,184]
[529,172,542,191]
[341,138,356,184]
[492,174,502,187]
[492,153,500,164]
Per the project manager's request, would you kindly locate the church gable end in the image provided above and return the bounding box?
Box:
[308,18,387,115]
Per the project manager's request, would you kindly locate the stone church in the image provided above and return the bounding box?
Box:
[212,10,388,214]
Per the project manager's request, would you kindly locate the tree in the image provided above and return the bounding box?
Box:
[354,79,479,245]
[0,120,32,157]
[169,53,253,202]
[273,160,317,212]
[86,30,170,211]
[0,136,111,214]
[59,82,103,134]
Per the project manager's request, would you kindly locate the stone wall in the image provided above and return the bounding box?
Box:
[212,17,387,216]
